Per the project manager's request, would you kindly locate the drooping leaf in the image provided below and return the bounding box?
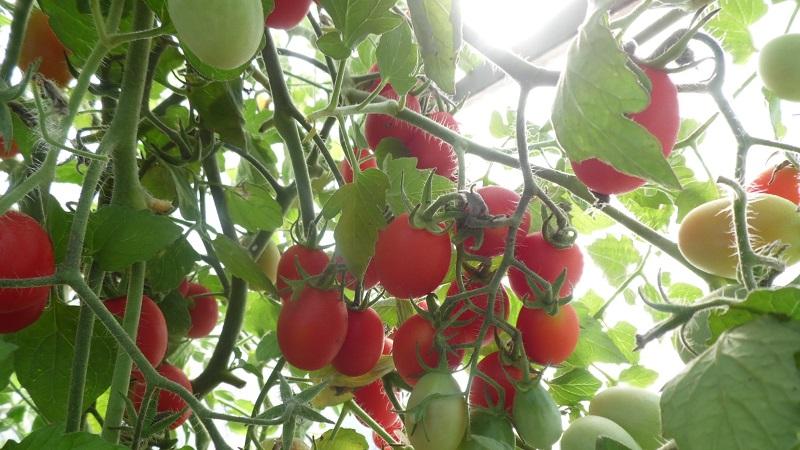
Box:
[225,182,283,233]
[407,0,461,94]
[376,21,418,95]
[212,235,272,291]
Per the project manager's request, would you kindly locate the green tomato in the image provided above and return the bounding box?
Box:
[168,0,264,70]
[256,241,281,285]
[405,372,468,450]
[759,34,800,102]
[561,416,642,450]
[459,408,515,450]
[589,387,663,450]
[512,382,562,449]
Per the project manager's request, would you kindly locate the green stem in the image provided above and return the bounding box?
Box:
[0,0,33,82]
[243,359,286,450]
[346,400,399,446]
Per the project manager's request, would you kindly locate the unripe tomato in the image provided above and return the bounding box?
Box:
[332,308,384,376]
[277,287,347,371]
[104,295,169,367]
[0,295,47,334]
[0,211,55,313]
[571,65,679,195]
[678,194,800,279]
[373,213,452,299]
[560,415,642,450]
[130,363,193,429]
[405,372,468,450]
[0,138,19,159]
[759,34,800,102]
[18,9,72,86]
[513,382,562,449]
[749,164,800,205]
[459,408,515,450]
[256,241,282,285]
[276,244,330,300]
[340,148,378,183]
[468,351,523,412]
[364,86,422,150]
[266,0,313,29]
[589,387,662,450]
[516,304,580,365]
[445,279,510,346]
[182,282,218,339]
[393,314,463,385]
[509,232,584,302]
[463,186,532,257]
[168,0,264,70]
[406,111,459,180]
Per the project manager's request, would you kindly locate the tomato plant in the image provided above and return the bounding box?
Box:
[130,364,193,429]
[405,371,468,450]
[463,186,532,257]
[392,314,463,385]
[468,351,522,412]
[331,307,384,376]
[18,9,71,86]
[182,282,219,339]
[275,244,331,300]
[0,211,55,313]
[104,295,169,367]
[516,304,580,365]
[445,278,509,346]
[508,232,584,301]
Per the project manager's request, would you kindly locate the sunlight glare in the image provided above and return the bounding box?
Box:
[461,1,574,47]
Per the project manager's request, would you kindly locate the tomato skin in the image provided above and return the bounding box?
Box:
[463,186,532,257]
[364,86,422,150]
[168,0,264,70]
[332,308,384,376]
[588,387,662,450]
[516,304,580,365]
[512,382,562,449]
[256,241,282,285]
[571,66,679,195]
[0,138,19,159]
[468,351,523,412]
[406,111,459,180]
[340,148,378,183]
[276,244,330,300]
[277,287,348,371]
[560,415,642,450]
[373,213,452,299]
[759,34,800,102]
[405,372,468,450]
[130,363,193,429]
[749,164,800,205]
[459,408,516,450]
[19,10,72,86]
[0,295,47,334]
[0,212,55,313]
[266,0,312,29]
[393,314,463,385]
[508,232,584,302]
[182,282,219,339]
[104,295,169,367]
[445,280,510,346]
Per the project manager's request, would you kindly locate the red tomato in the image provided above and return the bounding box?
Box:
[265,0,312,29]
[0,138,19,159]
[0,211,55,313]
[364,85,422,150]
[405,111,459,180]
[0,295,47,334]
[373,213,452,299]
[463,186,532,257]
[508,232,584,302]
[130,363,193,429]
[749,164,800,205]
[469,351,523,412]
[182,282,219,339]
[353,337,399,429]
[392,314,463,385]
[19,9,72,86]
[445,278,509,346]
[104,295,169,367]
[332,308,384,376]
[178,279,191,297]
[571,65,679,195]
[276,244,330,300]
[341,148,378,183]
[372,421,404,450]
[339,258,380,290]
[277,287,348,371]
[516,304,580,365]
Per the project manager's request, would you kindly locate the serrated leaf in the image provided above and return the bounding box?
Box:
[384,156,455,215]
[318,0,403,59]
[316,427,369,450]
[705,0,767,64]
[618,365,658,388]
[146,238,199,292]
[408,0,461,94]
[212,235,272,291]
[225,182,283,232]
[618,188,674,230]
[1,423,127,449]
[568,306,628,366]
[376,22,418,94]
[708,287,800,341]
[548,368,602,405]
[587,235,641,286]
[606,321,639,364]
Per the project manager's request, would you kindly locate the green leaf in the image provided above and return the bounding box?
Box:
[212,235,272,291]
[764,88,787,140]
[705,0,768,64]
[1,423,127,449]
[596,437,637,450]
[158,290,192,344]
[146,238,199,292]
[618,365,658,388]
[187,78,248,148]
[318,0,403,59]
[255,331,281,362]
[606,321,639,364]
[548,368,602,405]
[568,306,628,366]
[165,164,200,221]
[675,181,719,223]
[587,235,641,286]
[43,194,74,264]
[408,0,461,94]
[376,21,419,95]
[708,287,800,341]
[316,427,369,450]
[384,156,455,215]
[243,292,280,336]
[0,338,16,391]
[661,317,800,450]
[570,202,616,234]
[618,188,674,231]
[225,183,283,232]
[552,9,679,189]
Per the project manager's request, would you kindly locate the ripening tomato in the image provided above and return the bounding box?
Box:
[571,65,679,195]
[0,295,47,334]
[508,232,584,302]
[405,372,468,450]
[0,138,19,159]
[0,211,55,313]
[182,282,219,339]
[130,363,193,429]
[341,148,379,183]
[759,34,800,102]
[104,295,169,367]
[365,85,422,150]
[277,287,348,371]
[749,164,800,205]
[266,0,312,29]
[468,351,523,412]
[393,314,463,385]
[516,304,580,365]
[589,387,662,450]
[276,244,330,300]
[18,9,72,86]
[256,241,282,285]
[373,213,452,299]
[513,382,562,449]
[560,415,642,450]
[332,308,384,376]
[445,279,510,346]
[406,111,459,180]
[463,186,532,257]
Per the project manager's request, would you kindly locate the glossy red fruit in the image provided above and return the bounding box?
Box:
[131,363,193,429]
[445,279,510,346]
[19,9,72,86]
[516,304,580,365]
[104,295,169,367]
[265,0,312,29]
[332,308,384,376]
[0,138,19,159]
[406,111,459,180]
[276,244,330,300]
[340,258,380,290]
[183,282,219,338]
[463,186,532,257]
[364,85,422,150]
[373,213,452,299]
[509,232,584,302]
[392,314,463,385]
[277,287,348,371]
[749,164,800,205]
[0,211,55,313]
[341,148,378,183]
[571,65,679,195]
[469,351,524,412]
[0,295,47,334]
